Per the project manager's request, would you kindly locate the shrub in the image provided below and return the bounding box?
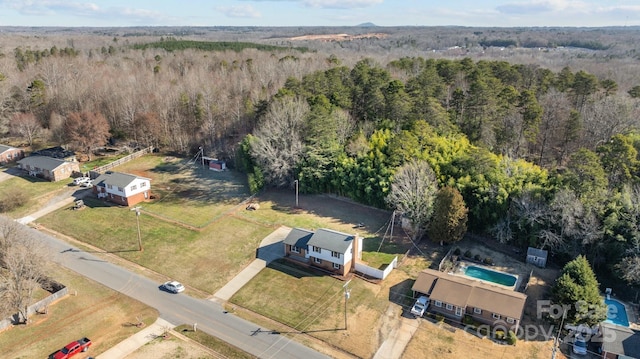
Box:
[453,247,461,256]
[507,330,517,345]
[483,257,494,265]
[435,314,445,322]
[474,254,482,261]
[462,315,475,326]
[0,188,29,212]
[494,330,505,340]
[479,327,489,336]
[464,250,472,258]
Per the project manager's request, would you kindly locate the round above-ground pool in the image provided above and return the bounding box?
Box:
[463,265,517,287]
[605,298,630,327]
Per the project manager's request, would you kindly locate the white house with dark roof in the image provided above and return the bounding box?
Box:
[92,171,151,207]
[17,156,79,181]
[283,228,361,276]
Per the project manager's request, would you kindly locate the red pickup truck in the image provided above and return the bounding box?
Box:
[53,337,92,359]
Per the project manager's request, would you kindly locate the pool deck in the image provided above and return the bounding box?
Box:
[452,260,520,291]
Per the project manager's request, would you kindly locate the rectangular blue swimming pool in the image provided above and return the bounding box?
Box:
[464,265,517,287]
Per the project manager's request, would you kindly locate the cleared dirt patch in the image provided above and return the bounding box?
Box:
[126,334,214,359]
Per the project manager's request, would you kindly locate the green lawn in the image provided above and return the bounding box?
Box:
[109,154,251,228]
[0,264,157,359]
[0,173,72,218]
[37,197,274,294]
[229,260,392,358]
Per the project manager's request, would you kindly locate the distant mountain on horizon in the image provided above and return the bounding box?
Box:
[356,22,377,27]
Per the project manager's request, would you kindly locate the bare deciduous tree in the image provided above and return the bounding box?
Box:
[0,217,49,325]
[10,112,42,146]
[250,96,308,187]
[386,159,438,241]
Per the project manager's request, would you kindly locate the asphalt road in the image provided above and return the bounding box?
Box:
[28,225,329,359]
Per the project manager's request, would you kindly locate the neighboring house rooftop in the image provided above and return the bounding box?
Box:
[283,228,314,249]
[18,156,70,171]
[412,268,527,320]
[93,171,149,188]
[601,323,640,358]
[0,144,15,154]
[307,228,355,254]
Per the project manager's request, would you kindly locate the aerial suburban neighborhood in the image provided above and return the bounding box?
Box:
[1,16,640,359]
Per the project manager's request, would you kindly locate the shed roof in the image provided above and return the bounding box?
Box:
[307,228,354,254]
[527,247,548,259]
[17,156,70,171]
[283,228,314,248]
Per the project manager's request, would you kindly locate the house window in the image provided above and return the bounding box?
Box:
[313,257,322,264]
[492,313,501,320]
[445,303,453,311]
[312,246,321,253]
[506,317,515,324]
[333,263,341,269]
[118,187,124,192]
[331,251,340,258]
[434,301,442,307]
[141,182,147,188]
[131,185,137,191]
[107,184,113,189]
[474,308,482,315]
[455,307,463,317]
[290,246,300,253]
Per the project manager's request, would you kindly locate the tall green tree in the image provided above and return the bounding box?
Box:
[551,255,606,326]
[427,186,468,245]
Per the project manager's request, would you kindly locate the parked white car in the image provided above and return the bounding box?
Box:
[73,177,91,186]
[162,281,185,294]
[410,296,430,317]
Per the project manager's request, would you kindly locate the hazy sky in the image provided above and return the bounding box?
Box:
[0,0,638,27]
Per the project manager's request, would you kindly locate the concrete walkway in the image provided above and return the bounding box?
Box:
[17,187,92,224]
[372,315,419,359]
[96,318,174,359]
[212,226,290,302]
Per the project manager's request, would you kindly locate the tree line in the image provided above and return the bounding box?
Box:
[1,36,640,291]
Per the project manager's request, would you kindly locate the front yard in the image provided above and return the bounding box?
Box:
[0,264,157,359]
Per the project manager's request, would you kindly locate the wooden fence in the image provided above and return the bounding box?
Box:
[89,146,153,178]
[0,286,68,332]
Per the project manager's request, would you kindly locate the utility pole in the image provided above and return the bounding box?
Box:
[343,280,351,330]
[199,146,204,169]
[551,308,567,359]
[294,179,299,208]
[131,206,143,251]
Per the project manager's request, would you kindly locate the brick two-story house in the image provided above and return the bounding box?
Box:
[92,171,151,207]
[283,228,361,277]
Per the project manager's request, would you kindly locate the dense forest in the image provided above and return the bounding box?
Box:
[1,27,640,293]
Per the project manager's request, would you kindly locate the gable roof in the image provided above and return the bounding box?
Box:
[283,228,314,248]
[601,323,640,358]
[527,247,548,259]
[0,144,17,154]
[17,156,71,171]
[307,228,354,254]
[92,171,150,188]
[412,268,527,319]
